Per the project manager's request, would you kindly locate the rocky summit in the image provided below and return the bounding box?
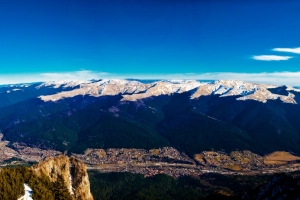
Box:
[32,155,94,200]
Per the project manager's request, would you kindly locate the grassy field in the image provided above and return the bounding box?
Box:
[263,151,300,165]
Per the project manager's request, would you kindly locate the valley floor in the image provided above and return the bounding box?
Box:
[85,161,300,178]
[2,133,300,178]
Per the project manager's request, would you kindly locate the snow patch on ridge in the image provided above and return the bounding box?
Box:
[191,80,297,103]
[18,184,33,200]
[36,80,89,89]
[38,79,299,104]
[69,165,74,195]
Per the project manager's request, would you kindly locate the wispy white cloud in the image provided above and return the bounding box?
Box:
[0,70,108,85]
[132,72,300,86]
[252,55,292,61]
[273,47,300,54]
[171,71,300,86]
[1,70,300,86]
[39,70,109,80]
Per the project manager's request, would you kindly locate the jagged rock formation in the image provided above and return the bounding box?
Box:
[32,155,93,200]
[32,155,71,190]
[70,157,94,200]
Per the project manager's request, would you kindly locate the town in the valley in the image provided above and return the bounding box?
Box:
[1,133,300,178]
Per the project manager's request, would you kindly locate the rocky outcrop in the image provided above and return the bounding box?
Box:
[32,155,70,188]
[70,157,93,200]
[32,155,93,200]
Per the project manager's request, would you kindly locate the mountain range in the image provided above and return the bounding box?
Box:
[1,79,300,157]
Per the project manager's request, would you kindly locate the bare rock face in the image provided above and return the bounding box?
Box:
[70,157,94,200]
[32,155,93,200]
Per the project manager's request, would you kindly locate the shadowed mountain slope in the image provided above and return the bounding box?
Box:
[0,80,300,156]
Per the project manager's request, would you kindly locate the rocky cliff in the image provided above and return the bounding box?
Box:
[32,155,93,200]
[69,157,94,200]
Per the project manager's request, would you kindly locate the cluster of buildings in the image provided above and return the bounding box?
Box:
[13,144,61,162]
[0,133,61,165]
[94,165,202,178]
[195,150,265,170]
[0,134,19,162]
[2,132,300,178]
[72,147,202,178]
[72,147,195,166]
[79,148,300,178]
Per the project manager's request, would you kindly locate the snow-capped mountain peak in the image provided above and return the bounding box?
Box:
[38,79,299,104]
[36,80,90,89]
[191,80,296,103]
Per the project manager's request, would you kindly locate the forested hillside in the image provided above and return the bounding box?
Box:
[0,167,72,200]
[88,171,276,200]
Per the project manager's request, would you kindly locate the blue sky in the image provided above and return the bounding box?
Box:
[0,0,300,85]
